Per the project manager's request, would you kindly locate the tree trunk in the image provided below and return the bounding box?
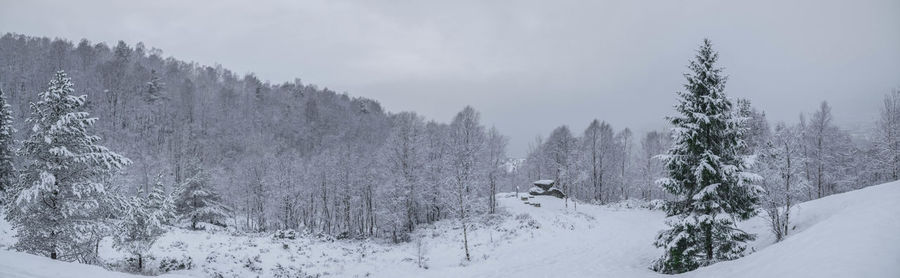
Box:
[704,224,713,261]
[462,222,471,261]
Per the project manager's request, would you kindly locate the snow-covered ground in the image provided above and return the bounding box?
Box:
[1,181,899,277]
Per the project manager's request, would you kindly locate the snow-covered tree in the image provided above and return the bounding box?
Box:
[800,101,857,198]
[381,112,427,240]
[524,135,548,182]
[874,89,900,181]
[484,126,508,214]
[7,71,131,262]
[615,128,633,200]
[758,123,807,242]
[448,106,485,261]
[652,39,761,274]
[174,158,231,230]
[0,87,15,196]
[144,69,165,103]
[580,120,614,202]
[639,130,670,200]
[114,178,174,271]
[735,98,770,153]
[421,120,451,224]
[545,125,577,206]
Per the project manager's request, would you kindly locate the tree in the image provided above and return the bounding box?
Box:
[382,112,427,239]
[735,98,770,153]
[114,178,174,272]
[615,128,633,200]
[448,106,485,261]
[808,101,833,198]
[652,39,761,274]
[525,135,548,182]
[874,89,900,181]
[484,126,508,214]
[758,123,807,242]
[546,126,577,207]
[581,120,614,202]
[802,101,856,198]
[639,130,669,200]
[7,71,131,262]
[0,87,15,195]
[174,157,231,230]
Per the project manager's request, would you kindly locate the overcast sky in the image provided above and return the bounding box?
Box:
[2,0,898,156]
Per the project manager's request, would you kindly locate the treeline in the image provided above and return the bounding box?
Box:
[521,121,670,204]
[0,33,512,247]
[523,90,895,208]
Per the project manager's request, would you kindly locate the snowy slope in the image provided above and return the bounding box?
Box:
[685,180,900,278]
[0,181,898,277]
[0,250,192,278]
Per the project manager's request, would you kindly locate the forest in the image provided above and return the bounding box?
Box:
[0,33,897,274]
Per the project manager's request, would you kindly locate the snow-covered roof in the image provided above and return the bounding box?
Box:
[534,180,555,185]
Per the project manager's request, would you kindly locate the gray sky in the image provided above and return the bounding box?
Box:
[2,0,898,156]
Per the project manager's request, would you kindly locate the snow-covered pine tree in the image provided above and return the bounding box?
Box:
[175,158,231,230]
[0,87,15,196]
[114,178,174,272]
[144,69,165,103]
[652,39,761,274]
[7,71,131,262]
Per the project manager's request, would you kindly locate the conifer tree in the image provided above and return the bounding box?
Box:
[0,87,15,196]
[7,71,131,261]
[114,178,174,271]
[174,157,231,230]
[652,39,761,274]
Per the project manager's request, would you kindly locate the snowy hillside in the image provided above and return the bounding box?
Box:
[1,181,898,277]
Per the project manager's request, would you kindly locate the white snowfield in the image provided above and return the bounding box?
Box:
[1,181,898,278]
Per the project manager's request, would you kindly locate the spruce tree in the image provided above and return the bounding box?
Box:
[174,158,230,230]
[7,71,131,261]
[114,178,174,272]
[0,87,15,196]
[652,39,761,274]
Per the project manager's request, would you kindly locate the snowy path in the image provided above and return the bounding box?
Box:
[1,181,898,277]
[449,196,666,278]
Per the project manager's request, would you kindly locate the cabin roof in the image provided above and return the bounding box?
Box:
[534,179,555,185]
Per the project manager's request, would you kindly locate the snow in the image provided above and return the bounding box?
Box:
[0,250,192,278]
[533,179,554,185]
[1,181,898,277]
[686,181,900,278]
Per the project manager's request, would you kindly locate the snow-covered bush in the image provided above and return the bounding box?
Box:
[647,199,666,211]
[270,263,317,278]
[158,255,193,273]
[274,229,299,240]
[515,213,540,229]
